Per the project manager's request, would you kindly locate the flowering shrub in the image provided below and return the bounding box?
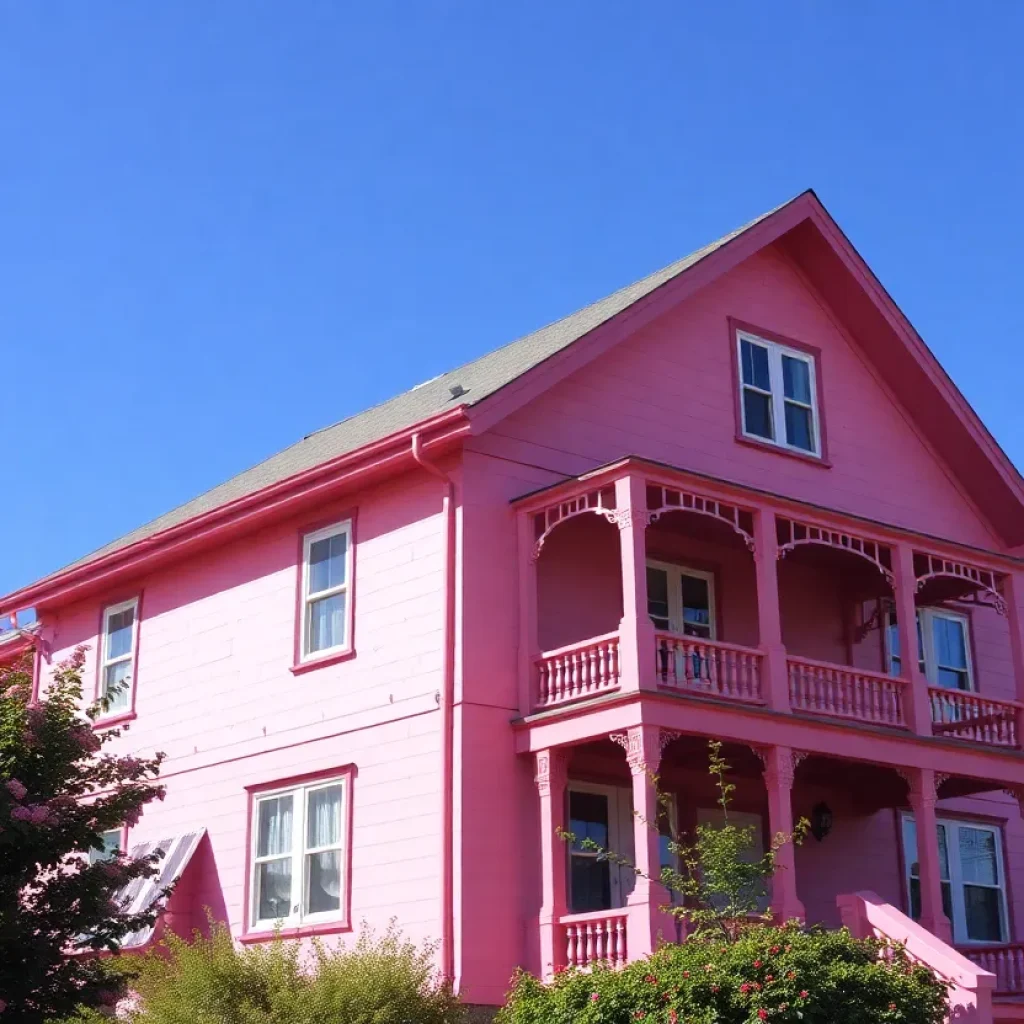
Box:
[498,925,948,1024]
[118,919,462,1024]
[0,648,166,1022]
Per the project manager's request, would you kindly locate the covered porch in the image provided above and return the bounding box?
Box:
[516,459,1024,752]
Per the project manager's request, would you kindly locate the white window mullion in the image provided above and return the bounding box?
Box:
[769,348,787,446]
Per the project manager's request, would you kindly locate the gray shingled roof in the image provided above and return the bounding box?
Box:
[59,200,788,575]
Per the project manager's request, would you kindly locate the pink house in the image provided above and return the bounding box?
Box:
[5,190,1024,1020]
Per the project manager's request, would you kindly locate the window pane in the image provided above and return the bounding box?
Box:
[308,532,347,596]
[782,355,812,403]
[741,339,771,390]
[570,855,611,913]
[743,389,773,440]
[784,402,815,452]
[103,661,131,709]
[681,575,711,636]
[937,825,950,881]
[306,850,342,914]
[965,886,1003,941]
[933,617,968,669]
[569,792,609,851]
[257,795,294,857]
[936,667,970,691]
[959,828,998,885]
[307,593,346,653]
[307,786,343,848]
[256,859,292,921]
[89,829,121,865]
[106,608,134,660]
[647,567,669,629]
[904,819,949,880]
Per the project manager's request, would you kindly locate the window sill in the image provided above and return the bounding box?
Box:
[290,648,356,675]
[239,919,351,943]
[93,711,137,731]
[735,433,832,468]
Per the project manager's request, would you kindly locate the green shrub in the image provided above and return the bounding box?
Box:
[121,920,462,1024]
[497,924,949,1024]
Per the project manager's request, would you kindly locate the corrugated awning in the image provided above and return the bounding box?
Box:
[116,829,206,949]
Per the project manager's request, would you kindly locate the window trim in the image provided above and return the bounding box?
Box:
[567,782,634,913]
[728,318,830,466]
[900,812,1009,945]
[884,605,975,692]
[94,595,142,724]
[293,515,356,671]
[645,559,717,639]
[243,767,355,939]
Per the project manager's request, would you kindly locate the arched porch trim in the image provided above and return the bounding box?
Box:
[646,483,756,553]
[777,517,894,586]
[915,553,1006,615]
[531,485,617,561]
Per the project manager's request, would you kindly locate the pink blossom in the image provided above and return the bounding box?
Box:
[10,806,31,822]
[590,992,599,1002]
[5,779,26,801]
[0,998,6,1012]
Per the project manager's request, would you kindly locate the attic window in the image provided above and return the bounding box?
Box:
[736,329,822,458]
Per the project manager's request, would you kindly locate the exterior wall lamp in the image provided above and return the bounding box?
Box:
[810,802,834,842]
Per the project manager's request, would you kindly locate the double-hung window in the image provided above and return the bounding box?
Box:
[902,815,1007,943]
[300,521,352,661]
[100,598,139,715]
[250,776,348,930]
[886,606,973,691]
[646,561,715,638]
[737,330,821,456]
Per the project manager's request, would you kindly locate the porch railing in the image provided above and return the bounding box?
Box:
[929,688,1020,749]
[535,632,620,710]
[560,909,629,969]
[960,944,1024,995]
[787,657,906,728]
[655,634,763,703]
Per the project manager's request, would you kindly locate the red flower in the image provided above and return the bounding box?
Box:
[770,945,780,954]
[590,993,599,1002]
[754,959,763,968]
[553,964,567,975]
[645,974,658,985]
[704,963,714,972]
[766,975,774,983]
[633,1014,645,1020]
[669,1012,678,1024]
[740,983,751,994]
[800,990,809,999]
[758,1010,768,1020]
[682,971,690,979]
[711,984,720,993]
[786,971,796,980]
[889,1004,897,1011]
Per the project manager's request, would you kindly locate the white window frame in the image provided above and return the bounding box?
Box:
[99,597,139,715]
[736,330,821,457]
[88,828,123,865]
[567,782,635,912]
[901,813,1008,944]
[646,559,716,639]
[300,520,353,662]
[884,605,975,691]
[249,775,349,931]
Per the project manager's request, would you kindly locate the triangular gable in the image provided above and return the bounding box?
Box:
[463,191,1024,546]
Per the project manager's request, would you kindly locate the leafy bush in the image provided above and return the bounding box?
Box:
[498,924,949,1024]
[121,919,462,1024]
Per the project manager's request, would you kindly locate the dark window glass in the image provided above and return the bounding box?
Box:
[743,390,773,440]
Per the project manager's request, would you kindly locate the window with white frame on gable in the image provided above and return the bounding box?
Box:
[736,330,821,456]
[300,521,352,661]
[249,774,349,931]
[99,598,139,715]
[901,814,1008,943]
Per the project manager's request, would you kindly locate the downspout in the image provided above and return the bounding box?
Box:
[411,432,457,986]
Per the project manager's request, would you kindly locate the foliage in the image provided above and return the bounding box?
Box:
[561,741,807,941]
[121,919,463,1024]
[497,923,950,1024]
[0,647,166,1023]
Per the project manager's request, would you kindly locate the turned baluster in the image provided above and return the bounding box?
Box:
[585,922,596,965]
[613,917,625,965]
[565,925,577,967]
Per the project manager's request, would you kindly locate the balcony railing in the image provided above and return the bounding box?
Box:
[560,909,629,969]
[960,943,1024,995]
[655,634,763,703]
[787,657,907,728]
[929,688,1020,748]
[535,632,620,710]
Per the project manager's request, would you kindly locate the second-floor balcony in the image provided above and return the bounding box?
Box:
[515,459,1024,753]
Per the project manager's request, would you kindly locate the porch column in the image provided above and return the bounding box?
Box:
[761,745,805,923]
[892,543,933,737]
[907,768,952,943]
[752,508,789,712]
[535,748,569,974]
[518,510,540,717]
[999,571,1024,745]
[614,473,656,693]
[617,725,671,956]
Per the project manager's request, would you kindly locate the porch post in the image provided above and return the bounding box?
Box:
[761,745,805,923]
[614,473,656,693]
[752,508,789,712]
[535,748,569,974]
[999,571,1024,746]
[518,510,540,717]
[907,768,953,943]
[892,543,933,737]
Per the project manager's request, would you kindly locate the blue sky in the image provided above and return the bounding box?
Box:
[2,2,1022,594]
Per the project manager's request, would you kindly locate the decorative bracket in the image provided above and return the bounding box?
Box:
[646,484,756,552]
[776,518,894,586]
[914,554,1006,615]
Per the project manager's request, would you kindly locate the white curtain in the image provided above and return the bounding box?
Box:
[309,594,345,651]
[306,786,342,909]
[258,795,293,857]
